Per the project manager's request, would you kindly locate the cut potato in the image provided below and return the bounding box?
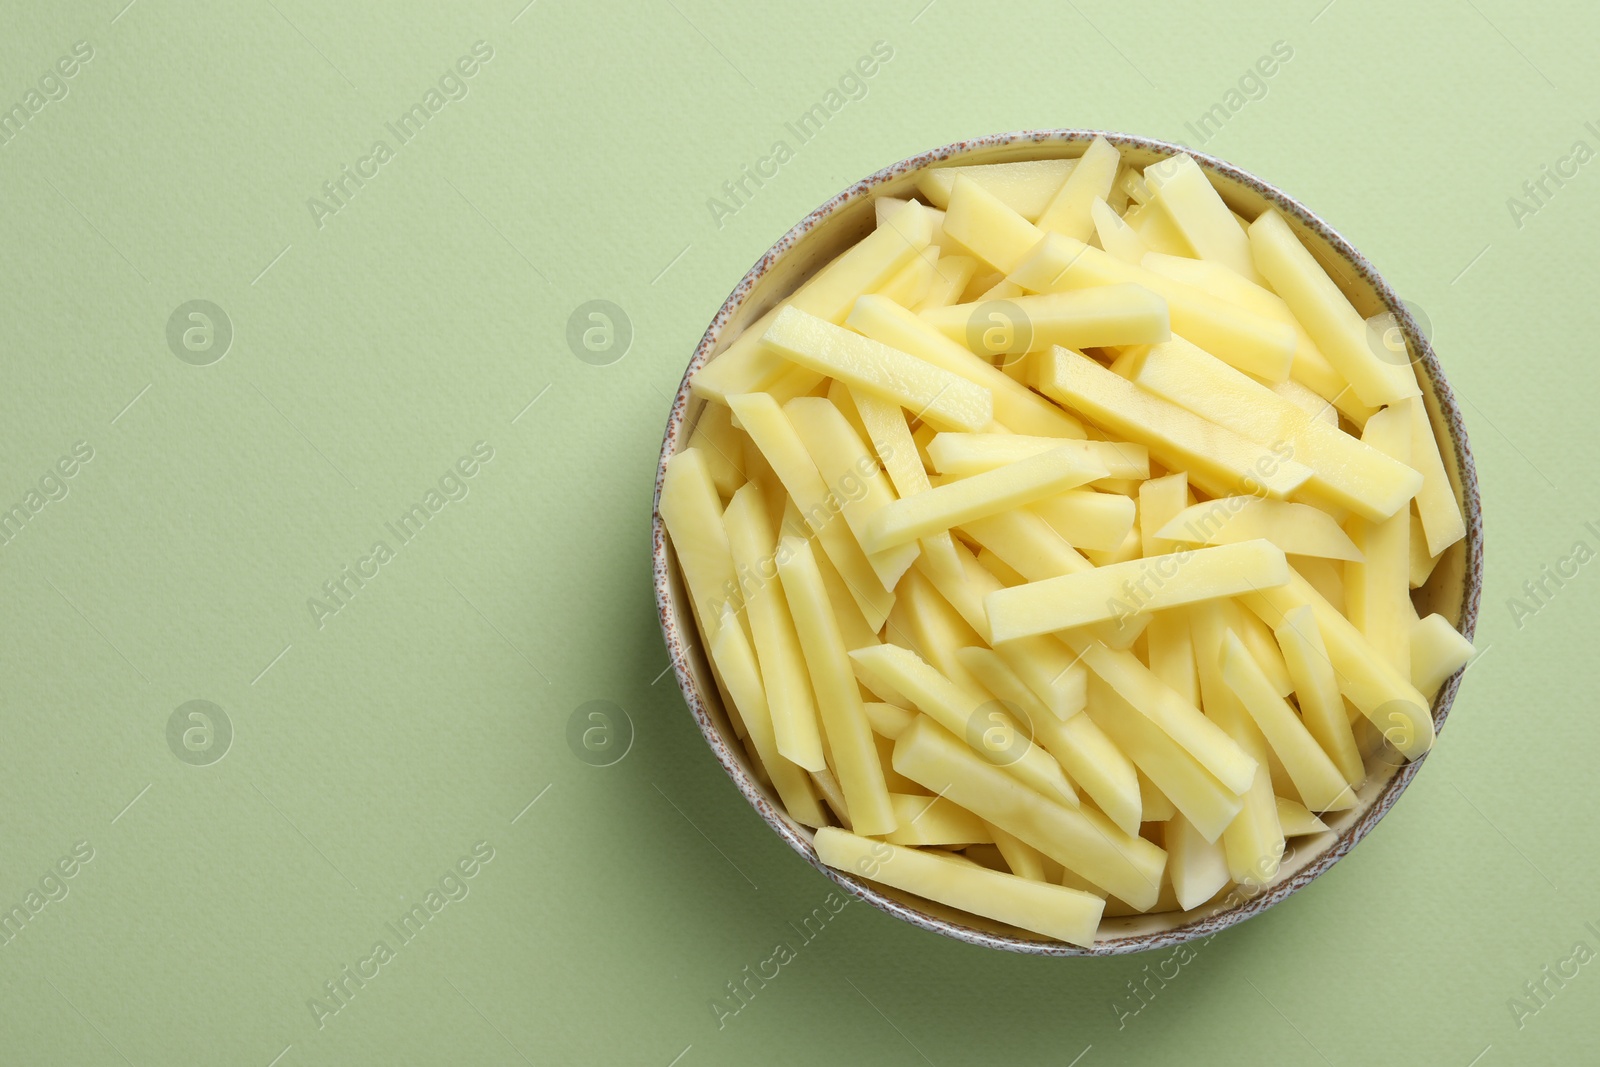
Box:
[709,606,828,826]
[1274,605,1364,787]
[1248,209,1419,407]
[927,432,1148,482]
[1275,797,1329,837]
[723,484,828,771]
[1036,136,1120,239]
[763,306,993,432]
[863,447,1105,553]
[883,792,992,846]
[1144,154,1264,285]
[1157,497,1362,561]
[1411,612,1475,696]
[1126,338,1421,521]
[849,643,1076,805]
[1033,348,1315,500]
[985,539,1290,640]
[920,284,1171,355]
[729,392,895,629]
[1011,234,1296,382]
[815,827,1104,946]
[892,716,1167,910]
[942,176,1049,273]
[777,536,898,836]
[692,201,933,403]
[915,158,1077,219]
[668,144,1473,945]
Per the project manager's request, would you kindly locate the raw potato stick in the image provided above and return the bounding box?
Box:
[920,284,1171,354]
[1126,338,1421,522]
[1032,348,1315,500]
[1247,208,1419,407]
[814,828,1104,946]
[1010,233,1296,382]
[1035,135,1120,240]
[1344,405,1414,673]
[1239,570,1435,760]
[785,396,922,591]
[762,306,993,432]
[691,200,933,402]
[846,295,1087,439]
[1411,613,1476,697]
[1157,497,1362,561]
[848,643,1077,806]
[709,607,829,828]
[1406,395,1467,556]
[777,537,898,836]
[1220,631,1356,812]
[728,392,895,630]
[862,447,1106,553]
[1274,605,1365,787]
[891,717,1167,910]
[1190,602,1286,883]
[927,432,1149,482]
[1144,153,1264,285]
[1080,673,1244,844]
[915,159,1078,219]
[660,448,746,642]
[984,540,1291,640]
[723,485,829,771]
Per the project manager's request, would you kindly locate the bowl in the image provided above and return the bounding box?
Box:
[651,130,1483,955]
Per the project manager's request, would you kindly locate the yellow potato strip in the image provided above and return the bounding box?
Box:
[691,201,934,403]
[1190,602,1285,882]
[883,792,992,846]
[762,306,993,432]
[926,432,1149,482]
[1127,337,1421,521]
[942,176,1047,273]
[891,717,1166,910]
[862,447,1105,554]
[986,539,1290,641]
[920,284,1171,354]
[708,607,828,827]
[915,158,1077,219]
[723,485,828,771]
[1411,613,1475,698]
[1033,348,1314,500]
[1144,154,1264,285]
[785,396,921,591]
[846,295,1087,439]
[777,537,897,836]
[1035,135,1120,240]
[1011,233,1295,382]
[1080,673,1244,844]
[1158,497,1362,561]
[1220,631,1355,812]
[848,643,1076,806]
[1247,208,1420,407]
[814,828,1104,947]
[1239,569,1435,760]
[728,392,894,630]
[659,448,744,641]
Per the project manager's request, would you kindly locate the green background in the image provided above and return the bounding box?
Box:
[0,0,1590,1063]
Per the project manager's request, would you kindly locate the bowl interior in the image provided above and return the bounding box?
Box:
[654,131,1482,955]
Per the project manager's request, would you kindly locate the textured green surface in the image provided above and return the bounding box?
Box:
[0,1,1592,1063]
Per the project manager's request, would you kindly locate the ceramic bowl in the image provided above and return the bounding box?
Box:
[651,130,1483,955]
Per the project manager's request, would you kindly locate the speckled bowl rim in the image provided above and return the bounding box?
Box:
[651,129,1484,956]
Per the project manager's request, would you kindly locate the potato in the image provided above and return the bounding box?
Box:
[915,158,1077,219]
[920,284,1171,355]
[1013,234,1296,382]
